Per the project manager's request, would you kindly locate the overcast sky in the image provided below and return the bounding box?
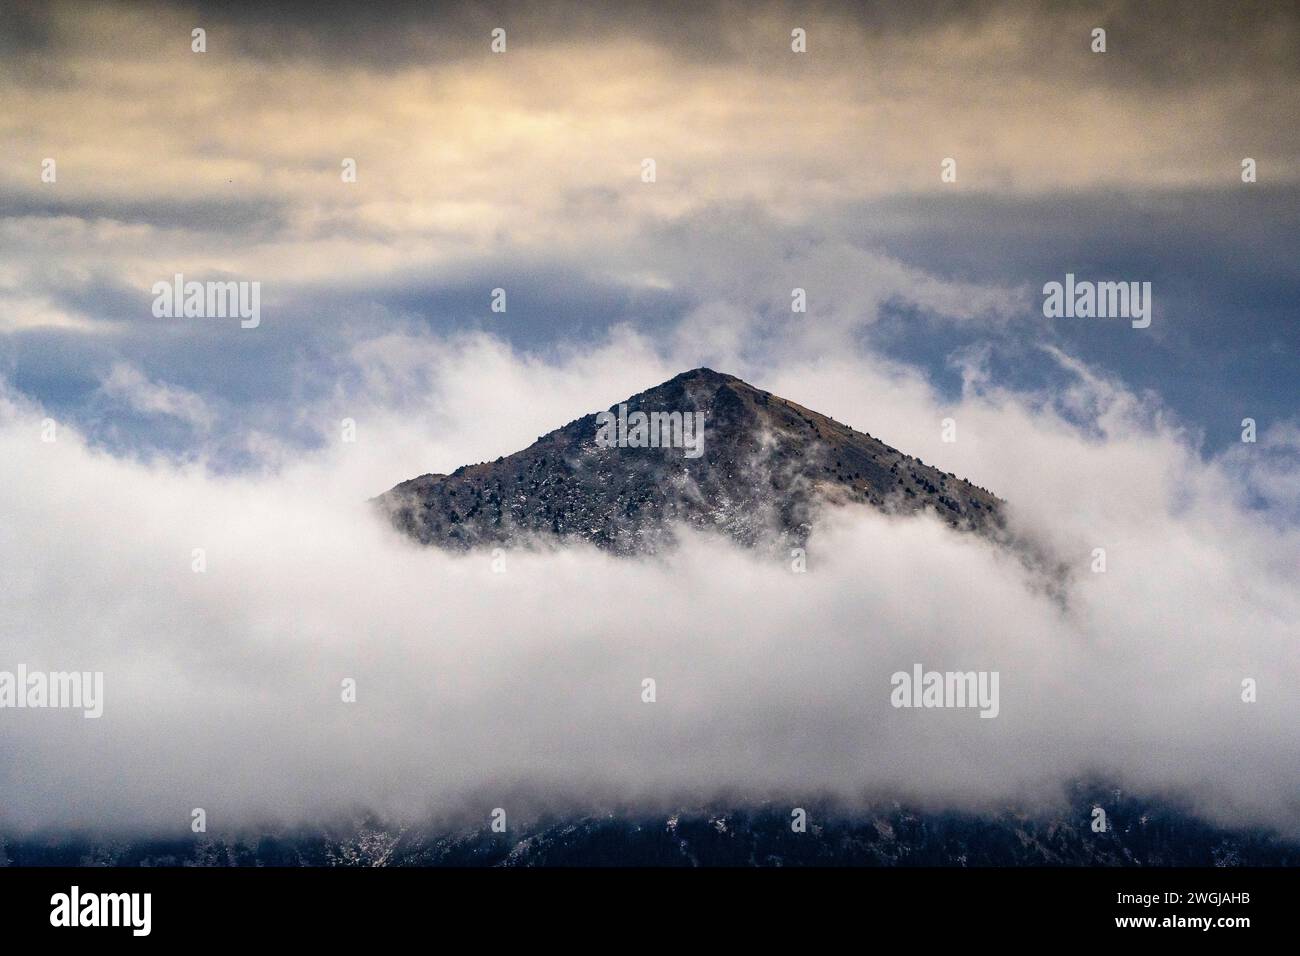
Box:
[2,0,1296,462]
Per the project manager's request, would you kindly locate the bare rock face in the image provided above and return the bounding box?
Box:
[373,368,1005,554]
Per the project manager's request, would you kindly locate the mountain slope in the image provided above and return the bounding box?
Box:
[374,368,1005,554]
[11,788,1297,866]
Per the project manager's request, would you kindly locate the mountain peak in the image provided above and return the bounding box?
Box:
[670,366,736,383]
[375,370,1004,554]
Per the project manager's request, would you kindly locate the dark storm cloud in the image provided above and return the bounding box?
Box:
[1076,0,1300,88]
[7,0,1295,84]
[0,1,56,58]
[0,194,290,235]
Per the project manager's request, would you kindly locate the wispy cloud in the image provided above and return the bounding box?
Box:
[98,362,214,431]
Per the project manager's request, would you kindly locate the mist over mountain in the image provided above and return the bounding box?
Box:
[2,346,1296,865]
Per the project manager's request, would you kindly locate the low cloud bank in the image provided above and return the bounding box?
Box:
[1,338,1296,837]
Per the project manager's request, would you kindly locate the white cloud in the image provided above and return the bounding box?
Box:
[1,333,1296,837]
[99,363,214,430]
[0,294,99,332]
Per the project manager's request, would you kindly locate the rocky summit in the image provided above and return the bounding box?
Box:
[374,368,1005,554]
